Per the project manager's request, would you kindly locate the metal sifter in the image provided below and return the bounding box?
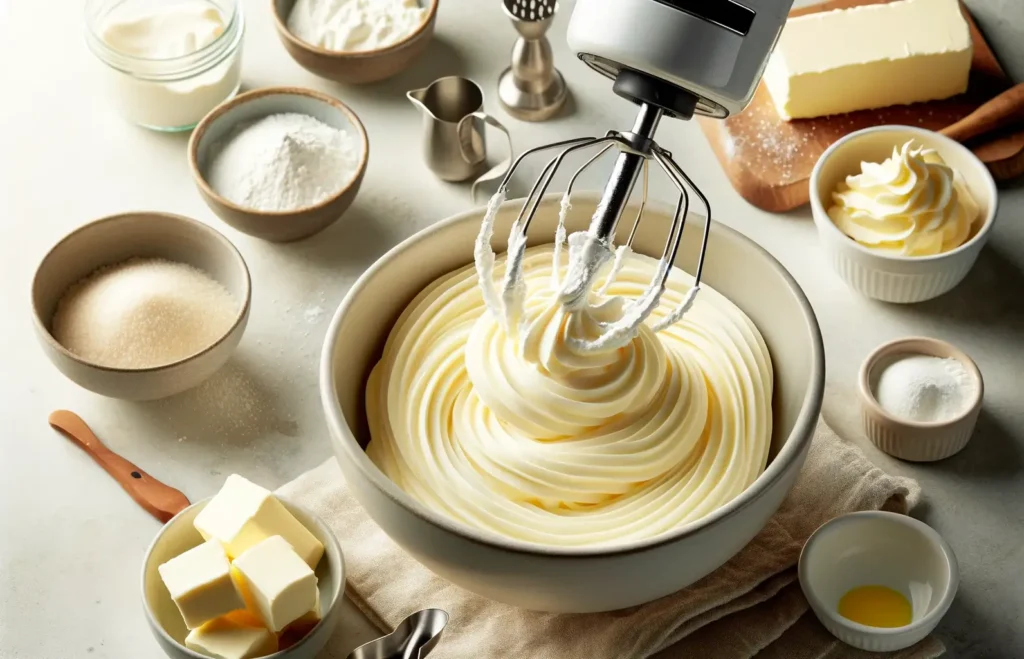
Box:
[490,0,795,339]
[498,0,568,121]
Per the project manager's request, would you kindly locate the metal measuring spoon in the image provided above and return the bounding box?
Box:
[346,609,449,659]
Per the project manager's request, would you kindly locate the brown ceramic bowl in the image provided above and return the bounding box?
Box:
[859,337,984,462]
[188,87,368,243]
[271,0,438,84]
[32,212,251,401]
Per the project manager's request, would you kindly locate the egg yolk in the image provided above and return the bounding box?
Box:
[838,585,912,628]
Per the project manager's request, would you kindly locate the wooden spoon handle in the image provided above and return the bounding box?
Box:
[942,82,1024,143]
[48,410,190,523]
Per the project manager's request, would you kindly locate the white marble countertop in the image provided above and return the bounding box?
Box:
[1,1,1021,657]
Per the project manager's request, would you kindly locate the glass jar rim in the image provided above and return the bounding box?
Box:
[84,0,242,78]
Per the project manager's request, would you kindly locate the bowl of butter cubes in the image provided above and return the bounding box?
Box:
[142,474,344,659]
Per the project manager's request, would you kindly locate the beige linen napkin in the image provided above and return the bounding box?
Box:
[279,420,944,659]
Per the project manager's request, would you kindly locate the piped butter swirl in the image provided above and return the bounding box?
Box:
[366,245,773,547]
[828,141,980,256]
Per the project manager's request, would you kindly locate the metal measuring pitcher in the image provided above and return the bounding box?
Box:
[407,76,513,203]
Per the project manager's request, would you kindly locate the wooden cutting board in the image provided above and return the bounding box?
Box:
[698,0,1024,212]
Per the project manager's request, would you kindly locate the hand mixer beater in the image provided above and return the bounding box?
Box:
[479,0,793,350]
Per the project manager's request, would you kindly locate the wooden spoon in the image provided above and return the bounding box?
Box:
[48,410,190,523]
[942,82,1024,143]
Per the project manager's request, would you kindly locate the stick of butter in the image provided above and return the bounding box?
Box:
[763,0,972,120]
[194,474,324,569]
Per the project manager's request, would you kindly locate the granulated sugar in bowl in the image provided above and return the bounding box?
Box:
[33,211,251,400]
[52,258,237,369]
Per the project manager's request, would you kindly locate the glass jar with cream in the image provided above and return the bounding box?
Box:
[85,0,244,132]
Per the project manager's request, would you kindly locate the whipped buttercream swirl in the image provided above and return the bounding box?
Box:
[366,244,773,547]
[828,141,980,256]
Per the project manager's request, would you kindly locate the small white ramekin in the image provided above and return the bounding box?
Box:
[799,511,959,653]
[859,336,984,462]
[810,125,998,304]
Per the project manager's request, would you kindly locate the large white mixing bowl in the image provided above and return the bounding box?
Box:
[320,192,825,613]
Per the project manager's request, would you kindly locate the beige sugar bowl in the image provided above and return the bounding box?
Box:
[31,212,251,400]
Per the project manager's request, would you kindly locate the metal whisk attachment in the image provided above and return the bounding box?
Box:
[493,102,711,349]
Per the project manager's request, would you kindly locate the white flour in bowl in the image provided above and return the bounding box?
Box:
[287,0,428,52]
[207,112,360,212]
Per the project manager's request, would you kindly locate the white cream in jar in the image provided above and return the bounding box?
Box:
[86,0,244,131]
[366,236,774,547]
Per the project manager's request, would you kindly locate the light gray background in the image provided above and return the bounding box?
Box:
[0,0,1021,657]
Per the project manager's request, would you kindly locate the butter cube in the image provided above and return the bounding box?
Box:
[278,590,321,651]
[194,474,324,569]
[763,0,972,120]
[232,536,318,633]
[185,611,278,659]
[158,540,246,630]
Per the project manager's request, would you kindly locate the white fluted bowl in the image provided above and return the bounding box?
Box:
[810,125,998,304]
[320,192,825,612]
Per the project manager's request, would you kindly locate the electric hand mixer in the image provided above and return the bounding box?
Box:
[484,0,794,349]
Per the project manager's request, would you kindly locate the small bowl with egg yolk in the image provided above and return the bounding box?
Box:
[809,125,998,304]
[798,511,959,652]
